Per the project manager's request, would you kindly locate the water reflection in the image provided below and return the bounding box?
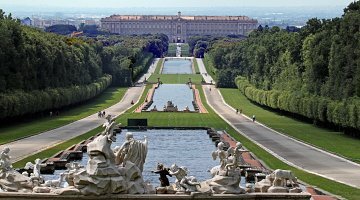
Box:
[162,59,192,74]
[43,129,218,187]
[147,84,194,111]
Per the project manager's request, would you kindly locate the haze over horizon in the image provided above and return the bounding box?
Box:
[0,0,355,9]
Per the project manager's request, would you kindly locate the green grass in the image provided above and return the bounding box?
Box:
[12,81,360,199]
[220,88,360,163]
[181,43,190,57]
[0,87,127,145]
[167,43,177,57]
[150,59,203,84]
[13,126,103,168]
[154,58,164,74]
[193,58,200,74]
[202,56,217,82]
[148,74,203,84]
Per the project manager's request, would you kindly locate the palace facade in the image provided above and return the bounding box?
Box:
[101,12,258,42]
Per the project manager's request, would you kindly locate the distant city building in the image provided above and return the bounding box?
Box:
[21,17,32,26]
[32,18,99,29]
[101,12,258,42]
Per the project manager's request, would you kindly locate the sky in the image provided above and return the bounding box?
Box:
[0,0,356,8]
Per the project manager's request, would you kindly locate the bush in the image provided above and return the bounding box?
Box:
[236,76,360,131]
[0,75,112,119]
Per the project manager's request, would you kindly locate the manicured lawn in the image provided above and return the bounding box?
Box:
[193,58,200,74]
[167,43,177,57]
[154,58,164,74]
[203,55,217,81]
[13,126,103,168]
[149,59,203,84]
[0,87,127,145]
[12,83,360,199]
[220,88,360,163]
[148,74,203,84]
[181,43,190,57]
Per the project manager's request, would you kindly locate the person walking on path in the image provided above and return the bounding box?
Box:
[252,115,256,122]
[236,109,239,114]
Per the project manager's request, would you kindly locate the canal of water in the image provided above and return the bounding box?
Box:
[162,59,193,74]
[43,129,228,187]
[147,84,194,111]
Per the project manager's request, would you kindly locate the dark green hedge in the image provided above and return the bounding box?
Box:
[0,75,112,119]
[236,76,360,130]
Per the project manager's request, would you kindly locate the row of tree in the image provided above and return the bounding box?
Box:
[0,9,169,119]
[0,75,112,119]
[205,2,360,135]
[0,12,104,92]
[236,77,360,137]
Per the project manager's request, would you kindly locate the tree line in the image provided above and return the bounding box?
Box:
[204,2,360,136]
[0,10,169,119]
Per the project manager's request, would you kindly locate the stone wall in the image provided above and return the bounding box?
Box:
[0,193,311,200]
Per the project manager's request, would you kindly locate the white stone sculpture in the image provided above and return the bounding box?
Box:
[31,158,46,182]
[205,142,246,194]
[211,142,228,174]
[256,169,300,194]
[114,132,148,172]
[0,148,34,192]
[44,172,66,188]
[102,115,117,142]
[63,162,83,187]
[224,142,246,176]
[55,128,148,195]
[271,169,298,187]
[0,147,12,172]
[169,164,200,192]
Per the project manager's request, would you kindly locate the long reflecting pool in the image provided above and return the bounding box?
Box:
[43,129,224,187]
[162,59,193,74]
[147,84,194,111]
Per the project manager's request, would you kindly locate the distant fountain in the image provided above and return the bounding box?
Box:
[163,101,178,112]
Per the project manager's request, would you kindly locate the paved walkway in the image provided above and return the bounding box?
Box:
[197,59,360,188]
[1,59,159,163]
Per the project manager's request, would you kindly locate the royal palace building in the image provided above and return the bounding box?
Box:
[101,12,258,42]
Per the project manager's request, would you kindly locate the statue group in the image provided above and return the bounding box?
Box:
[0,116,149,195]
[0,118,301,195]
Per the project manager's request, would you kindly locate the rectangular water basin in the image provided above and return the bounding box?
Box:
[43,129,226,187]
[162,58,193,74]
[147,84,195,111]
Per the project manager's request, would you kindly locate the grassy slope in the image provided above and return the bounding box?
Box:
[12,58,360,199]
[167,43,177,57]
[181,43,190,57]
[220,88,360,163]
[148,74,203,84]
[193,58,200,74]
[0,87,127,145]
[149,57,203,84]
[13,80,360,199]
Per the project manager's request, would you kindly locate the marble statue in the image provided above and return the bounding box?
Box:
[205,142,246,194]
[53,128,149,195]
[0,147,11,172]
[224,142,246,176]
[254,169,300,193]
[271,169,298,187]
[163,101,178,112]
[0,148,34,192]
[114,132,148,172]
[44,172,65,188]
[101,115,117,142]
[152,163,172,187]
[32,159,46,182]
[169,164,200,192]
[64,162,83,186]
[211,142,228,172]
